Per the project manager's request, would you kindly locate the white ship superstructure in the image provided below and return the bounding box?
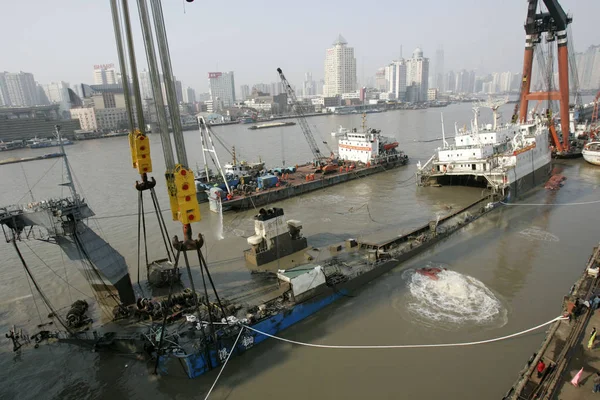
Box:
[337,114,404,164]
[416,99,551,196]
[582,142,600,166]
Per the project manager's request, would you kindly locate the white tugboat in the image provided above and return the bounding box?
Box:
[416,98,552,198]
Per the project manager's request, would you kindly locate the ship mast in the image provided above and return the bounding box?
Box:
[55,125,78,205]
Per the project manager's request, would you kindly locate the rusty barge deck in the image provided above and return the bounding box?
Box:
[204,157,408,212]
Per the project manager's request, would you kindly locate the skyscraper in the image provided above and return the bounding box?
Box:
[93,64,118,85]
[302,73,316,97]
[324,35,356,96]
[405,48,429,102]
[0,71,39,106]
[174,79,183,104]
[375,68,386,91]
[240,84,250,101]
[384,60,407,101]
[208,71,235,108]
[434,47,444,91]
[184,86,196,103]
[140,69,153,100]
[42,81,71,112]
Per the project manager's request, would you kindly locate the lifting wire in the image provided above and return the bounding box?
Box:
[241,316,567,350]
[12,234,73,334]
[23,241,90,303]
[15,158,61,204]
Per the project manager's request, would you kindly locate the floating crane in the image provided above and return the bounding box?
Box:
[277,67,335,172]
[110,0,225,374]
[516,0,573,154]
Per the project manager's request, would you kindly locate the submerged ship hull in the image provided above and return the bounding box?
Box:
[169,196,495,378]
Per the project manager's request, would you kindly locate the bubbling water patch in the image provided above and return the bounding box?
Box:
[404,264,506,328]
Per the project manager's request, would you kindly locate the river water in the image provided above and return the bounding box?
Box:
[1,102,599,399]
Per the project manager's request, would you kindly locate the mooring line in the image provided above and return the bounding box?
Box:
[501,199,600,206]
[204,327,245,400]
[241,316,566,349]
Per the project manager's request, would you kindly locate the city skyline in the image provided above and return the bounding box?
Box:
[1,0,598,95]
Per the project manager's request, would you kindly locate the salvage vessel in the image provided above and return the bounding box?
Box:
[416,98,551,199]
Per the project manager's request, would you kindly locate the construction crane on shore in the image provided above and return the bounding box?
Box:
[277,67,335,171]
[515,0,573,155]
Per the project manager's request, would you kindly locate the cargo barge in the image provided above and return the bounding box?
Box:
[205,155,407,212]
[248,121,296,130]
[205,114,409,212]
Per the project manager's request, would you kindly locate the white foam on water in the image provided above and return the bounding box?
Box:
[403,264,506,328]
[518,226,559,242]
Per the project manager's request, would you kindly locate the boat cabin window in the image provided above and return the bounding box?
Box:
[471,164,476,171]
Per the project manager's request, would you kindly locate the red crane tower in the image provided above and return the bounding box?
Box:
[518,0,572,154]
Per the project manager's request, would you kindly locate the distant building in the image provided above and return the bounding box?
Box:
[302,73,316,97]
[427,88,438,101]
[70,88,137,132]
[42,81,71,115]
[405,48,429,103]
[445,71,456,93]
[324,35,356,96]
[0,71,40,106]
[575,45,600,90]
[184,86,196,104]
[375,68,386,92]
[140,69,153,100]
[434,47,444,91]
[93,64,118,85]
[0,105,80,141]
[174,79,183,104]
[70,107,97,131]
[208,72,235,108]
[240,84,250,101]
[384,60,407,101]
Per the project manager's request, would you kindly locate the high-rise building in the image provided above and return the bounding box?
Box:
[405,48,429,102]
[208,71,235,108]
[240,84,250,101]
[576,45,600,90]
[270,82,284,96]
[140,69,153,100]
[174,79,183,104]
[93,64,118,85]
[434,47,444,91]
[384,60,407,101]
[499,72,513,93]
[302,73,316,97]
[184,86,196,103]
[375,68,386,92]
[444,70,456,93]
[42,81,71,113]
[323,35,356,96]
[0,71,39,106]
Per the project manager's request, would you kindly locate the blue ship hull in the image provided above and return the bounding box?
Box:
[171,290,346,378]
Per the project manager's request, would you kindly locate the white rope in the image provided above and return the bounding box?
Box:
[500,199,600,206]
[242,316,567,349]
[204,327,245,400]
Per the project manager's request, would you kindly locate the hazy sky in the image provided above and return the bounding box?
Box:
[2,0,598,93]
